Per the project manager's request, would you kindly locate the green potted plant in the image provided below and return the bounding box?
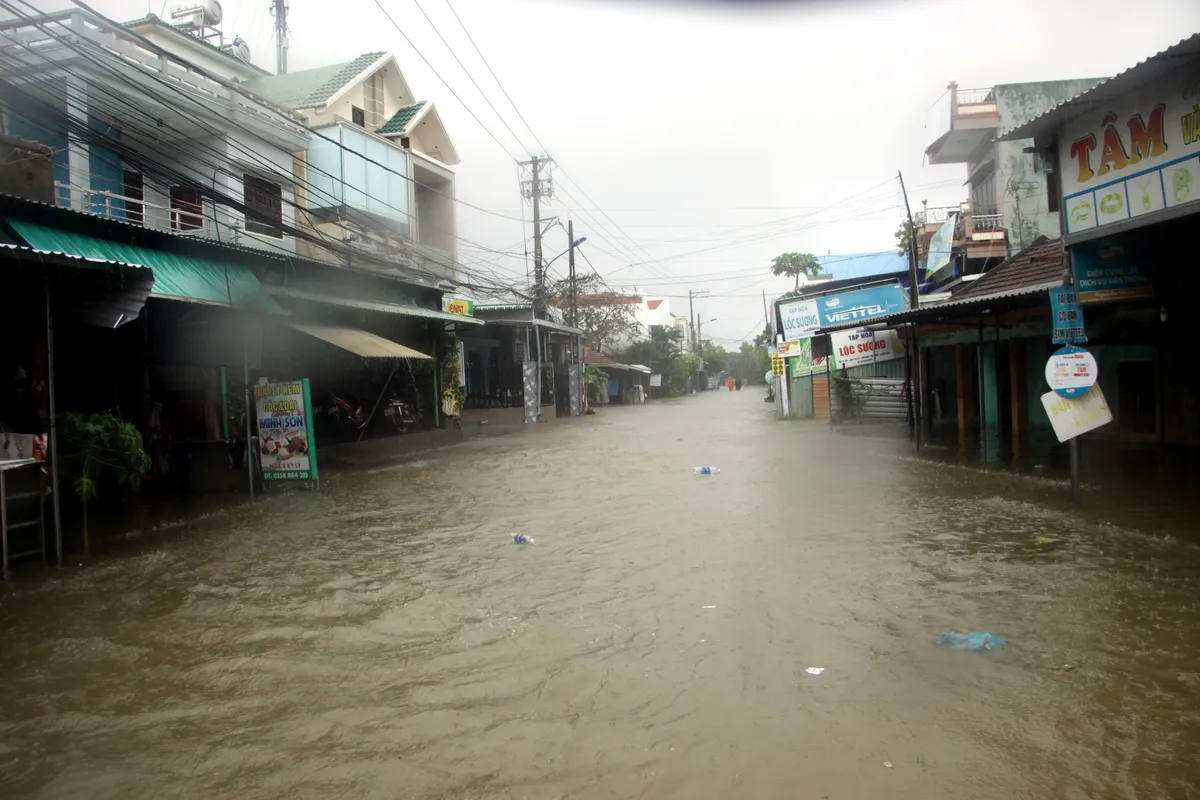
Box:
[58,412,151,554]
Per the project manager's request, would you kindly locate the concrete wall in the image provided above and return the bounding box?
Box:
[994,80,1106,254]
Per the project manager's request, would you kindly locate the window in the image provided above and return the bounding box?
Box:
[242,174,283,238]
[170,185,203,231]
[351,105,365,127]
[123,170,144,226]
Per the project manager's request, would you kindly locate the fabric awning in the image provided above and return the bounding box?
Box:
[266,285,484,325]
[4,218,285,314]
[288,322,431,359]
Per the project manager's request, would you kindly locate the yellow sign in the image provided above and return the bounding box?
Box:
[771,356,784,376]
[441,297,474,316]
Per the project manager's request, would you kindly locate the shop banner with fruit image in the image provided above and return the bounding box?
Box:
[254,379,319,483]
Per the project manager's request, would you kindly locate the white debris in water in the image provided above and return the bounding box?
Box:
[806,667,824,675]
[701,605,716,609]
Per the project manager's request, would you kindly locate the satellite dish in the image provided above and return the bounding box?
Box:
[229,35,251,62]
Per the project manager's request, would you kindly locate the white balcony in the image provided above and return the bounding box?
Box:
[925,84,999,165]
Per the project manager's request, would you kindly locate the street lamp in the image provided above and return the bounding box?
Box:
[546,236,587,267]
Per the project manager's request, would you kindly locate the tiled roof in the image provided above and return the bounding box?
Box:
[954,237,1063,300]
[123,14,271,76]
[584,347,619,367]
[242,51,385,110]
[376,101,426,135]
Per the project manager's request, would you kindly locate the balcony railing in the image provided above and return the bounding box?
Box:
[955,87,996,106]
[970,214,1003,234]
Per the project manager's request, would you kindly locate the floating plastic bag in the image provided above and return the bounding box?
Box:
[933,632,1008,651]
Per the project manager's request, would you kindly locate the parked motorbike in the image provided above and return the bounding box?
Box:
[383,396,419,432]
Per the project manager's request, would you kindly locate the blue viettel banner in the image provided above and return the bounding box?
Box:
[817,284,908,328]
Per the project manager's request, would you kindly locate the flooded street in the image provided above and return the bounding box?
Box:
[3,391,1200,799]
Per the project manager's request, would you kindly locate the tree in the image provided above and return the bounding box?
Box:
[699,340,729,376]
[622,325,696,396]
[551,274,642,354]
[770,252,822,290]
[894,215,926,264]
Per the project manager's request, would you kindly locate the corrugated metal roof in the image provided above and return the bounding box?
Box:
[288,322,431,359]
[1001,33,1200,141]
[266,285,483,325]
[5,218,285,313]
[243,52,386,110]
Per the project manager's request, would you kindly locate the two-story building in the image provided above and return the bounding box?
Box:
[0,6,485,546]
[923,78,1105,285]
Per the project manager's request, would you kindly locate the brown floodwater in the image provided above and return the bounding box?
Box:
[2,391,1200,799]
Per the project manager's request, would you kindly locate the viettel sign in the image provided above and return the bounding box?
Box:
[442,297,474,316]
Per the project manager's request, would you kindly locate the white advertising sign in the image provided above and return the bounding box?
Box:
[1059,71,1200,235]
[779,298,821,342]
[1045,346,1098,398]
[649,373,662,388]
[830,328,904,370]
[1041,385,1113,443]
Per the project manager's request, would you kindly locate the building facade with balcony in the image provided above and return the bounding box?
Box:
[0,8,313,257]
[924,78,1105,273]
[242,52,461,283]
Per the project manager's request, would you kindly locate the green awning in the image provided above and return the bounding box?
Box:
[4,218,285,313]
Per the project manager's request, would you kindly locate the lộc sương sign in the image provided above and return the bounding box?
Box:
[254,379,319,483]
[817,284,907,328]
[778,297,821,341]
[1058,68,1200,235]
[830,328,905,370]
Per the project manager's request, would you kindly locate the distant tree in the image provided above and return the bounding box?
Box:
[551,274,642,353]
[699,340,730,376]
[770,252,822,290]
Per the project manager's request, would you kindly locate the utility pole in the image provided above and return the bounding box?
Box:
[688,289,696,353]
[519,156,553,316]
[898,171,923,448]
[270,0,288,75]
[567,219,577,327]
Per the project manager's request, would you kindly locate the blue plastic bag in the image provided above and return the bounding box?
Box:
[933,632,1008,651]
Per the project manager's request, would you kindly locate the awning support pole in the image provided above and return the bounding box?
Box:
[244,334,255,502]
[45,280,63,567]
[358,365,398,443]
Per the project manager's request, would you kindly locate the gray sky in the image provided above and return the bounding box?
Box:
[93,0,1200,345]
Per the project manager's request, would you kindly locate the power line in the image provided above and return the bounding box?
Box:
[2,2,530,291]
[406,0,531,155]
[372,0,520,161]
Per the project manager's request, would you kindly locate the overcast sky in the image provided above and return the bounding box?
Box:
[91,0,1200,345]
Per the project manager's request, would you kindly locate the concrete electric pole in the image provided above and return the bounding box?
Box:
[271,0,288,75]
[519,156,553,315]
[568,219,577,327]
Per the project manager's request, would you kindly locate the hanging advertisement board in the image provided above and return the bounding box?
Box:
[1041,385,1113,442]
[1045,346,1098,398]
[925,212,958,286]
[254,379,319,483]
[1049,286,1087,343]
[830,328,905,370]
